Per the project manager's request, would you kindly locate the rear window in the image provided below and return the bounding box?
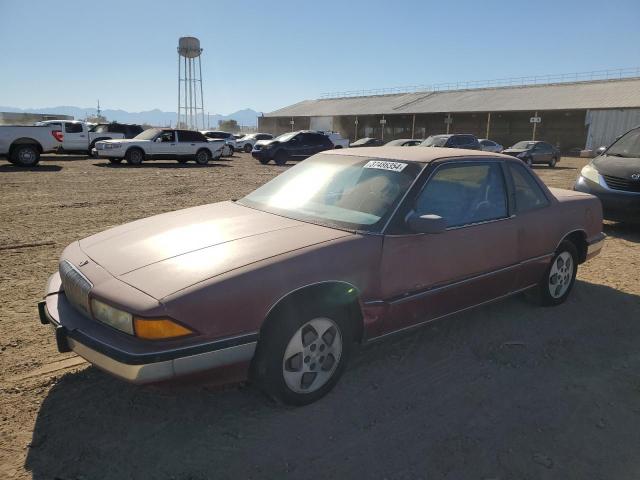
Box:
[65,122,83,133]
[508,163,549,212]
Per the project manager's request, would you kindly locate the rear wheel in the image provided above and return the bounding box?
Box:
[274,150,288,166]
[11,144,40,167]
[195,149,210,165]
[252,302,355,405]
[125,148,144,165]
[548,156,558,168]
[244,143,252,153]
[534,241,578,306]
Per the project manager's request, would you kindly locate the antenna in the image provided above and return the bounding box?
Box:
[177,36,205,130]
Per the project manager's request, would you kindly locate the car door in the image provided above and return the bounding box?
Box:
[176,130,201,157]
[63,122,87,150]
[379,159,518,333]
[286,134,306,158]
[504,161,557,289]
[532,143,549,163]
[149,130,178,158]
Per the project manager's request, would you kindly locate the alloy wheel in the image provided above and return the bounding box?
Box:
[548,251,573,298]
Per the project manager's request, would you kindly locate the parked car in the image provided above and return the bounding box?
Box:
[385,138,422,147]
[319,131,350,148]
[94,128,223,165]
[206,138,233,157]
[201,131,236,153]
[235,133,274,153]
[0,124,63,167]
[574,125,640,222]
[252,130,333,165]
[420,134,481,150]
[502,141,560,167]
[36,120,137,156]
[39,147,604,405]
[350,137,384,148]
[478,138,503,153]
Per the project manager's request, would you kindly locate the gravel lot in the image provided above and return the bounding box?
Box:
[1,153,639,479]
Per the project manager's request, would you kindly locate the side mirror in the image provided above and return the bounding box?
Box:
[155,137,162,143]
[407,213,447,234]
[596,146,607,155]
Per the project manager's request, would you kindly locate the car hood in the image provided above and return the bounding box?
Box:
[78,201,352,299]
[502,148,528,155]
[592,154,640,178]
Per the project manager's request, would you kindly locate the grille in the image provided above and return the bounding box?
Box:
[602,174,640,193]
[59,260,93,316]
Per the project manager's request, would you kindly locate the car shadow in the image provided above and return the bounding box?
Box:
[603,221,640,243]
[25,281,640,479]
[531,165,575,171]
[92,162,232,169]
[41,155,91,162]
[0,164,62,172]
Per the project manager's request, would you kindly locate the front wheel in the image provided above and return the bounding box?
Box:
[274,150,288,166]
[534,241,578,306]
[125,148,144,165]
[195,149,211,165]
[525,156,533,167]
[244,143,252,153]
[252,304,355,405]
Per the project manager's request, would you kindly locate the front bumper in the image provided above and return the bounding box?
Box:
[574,176,640,223]
[251,149,272,160]
[39,272,257,384]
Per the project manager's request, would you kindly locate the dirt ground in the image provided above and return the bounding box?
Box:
[1,153,639,479]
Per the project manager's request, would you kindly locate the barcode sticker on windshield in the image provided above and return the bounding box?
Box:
[364,160,408,172]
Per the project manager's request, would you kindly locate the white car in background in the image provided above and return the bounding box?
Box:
[36,119,128,155]
[478,138,503,153]
[319,131,349,148]
[201,130,236,156]
[234,133,274,153]
[95,128,223,165]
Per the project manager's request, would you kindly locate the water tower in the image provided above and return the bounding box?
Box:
[177,36,205,130]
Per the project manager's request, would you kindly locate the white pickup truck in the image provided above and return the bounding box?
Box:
[95,128,223,165]
[0,124,63,167]
[36,120,128,155]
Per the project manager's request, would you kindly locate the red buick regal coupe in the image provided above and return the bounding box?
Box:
[39,147,604,405]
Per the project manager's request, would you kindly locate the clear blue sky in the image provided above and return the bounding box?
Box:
[1,0,639,115]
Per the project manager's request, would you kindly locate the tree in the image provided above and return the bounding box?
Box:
[218,119,240,132]
[86,114,107,123]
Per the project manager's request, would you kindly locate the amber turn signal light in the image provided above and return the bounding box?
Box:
[134,317,194,340]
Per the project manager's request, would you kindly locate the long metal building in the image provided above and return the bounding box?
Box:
[259,76,640,153]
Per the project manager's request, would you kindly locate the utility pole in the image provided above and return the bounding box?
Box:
[97,100,101,119]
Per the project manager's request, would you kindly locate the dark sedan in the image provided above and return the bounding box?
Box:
[502,141,560,167]
[350,137,384,148]
[574,126,640,222]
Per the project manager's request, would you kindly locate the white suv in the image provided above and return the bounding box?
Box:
[234,133,274,153]
[95,128,223,165]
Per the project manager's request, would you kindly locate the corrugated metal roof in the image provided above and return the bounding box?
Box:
[265,78,640,117]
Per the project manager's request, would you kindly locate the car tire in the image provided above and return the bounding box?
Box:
[258,157,271,165]
[108,158,123,164]
[274,150,288,166]
[125,148,144,165]
[525,156,533,167]
[195,149,210,165]
[534,240,579,306]
[11,144,40,167]
[549,156,558,168]
[244,143,252,153]
[252,301,356,406]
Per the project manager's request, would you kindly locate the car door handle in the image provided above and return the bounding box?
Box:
[190,143,195,146]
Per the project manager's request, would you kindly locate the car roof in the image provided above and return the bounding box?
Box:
[323,146,515,163]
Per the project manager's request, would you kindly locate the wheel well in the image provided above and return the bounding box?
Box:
[125,146,144,156]
[259,282,364,344]
[10,138,42,153]
[334,145,343,149]
[91,137,109,146]
[562,230,588,263]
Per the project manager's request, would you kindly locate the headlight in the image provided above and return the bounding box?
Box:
[91,299,134,334]
[580,163,600,184]
[104,142,122,149]
[90,298,194,339]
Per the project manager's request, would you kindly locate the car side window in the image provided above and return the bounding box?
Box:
[65,123,83,133]
[508,163,550,213]
[159,131,176,142]
[415,163,508,228]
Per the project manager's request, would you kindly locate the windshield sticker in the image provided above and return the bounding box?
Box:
[363,160,408,172]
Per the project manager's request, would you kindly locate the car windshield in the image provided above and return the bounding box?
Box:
[606,128,640,158]
[274,132,297,142]
[238,154,423,233]
[421,135,448,147]
[134,128,161,140]
[511,141,536,149]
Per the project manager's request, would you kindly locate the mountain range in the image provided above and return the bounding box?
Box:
[0,106,260,127]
